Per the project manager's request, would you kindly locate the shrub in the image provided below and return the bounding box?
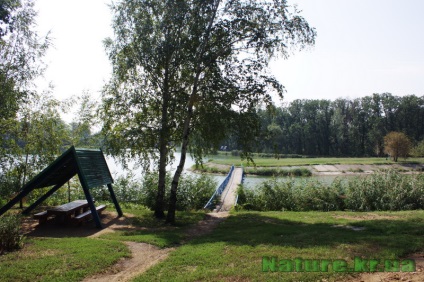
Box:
[106,174,144,203]
[0,215,24,254]
[176,174,217,210]
[137,172,217,211]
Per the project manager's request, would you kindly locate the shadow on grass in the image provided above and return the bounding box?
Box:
[132,211,424,282]
[23,211,130,238]
[24,209,424,258]
[187,212,424,256]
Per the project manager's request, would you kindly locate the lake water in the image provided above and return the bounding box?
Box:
[105,152,197,178]
[105,153,351,190]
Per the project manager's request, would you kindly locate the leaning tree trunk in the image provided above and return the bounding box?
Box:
[166,106,193,223]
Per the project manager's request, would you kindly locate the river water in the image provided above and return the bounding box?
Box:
[105,152,346,190]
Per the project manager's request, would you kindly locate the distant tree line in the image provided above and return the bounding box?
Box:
[221,93,424,157]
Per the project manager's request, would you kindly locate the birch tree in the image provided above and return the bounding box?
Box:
[102,0,316,223]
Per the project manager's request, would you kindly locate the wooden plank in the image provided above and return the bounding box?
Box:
[33,211,49,224]
[73,205,107,224]
[75,149,113,189]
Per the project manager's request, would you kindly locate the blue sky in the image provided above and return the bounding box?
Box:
[35,0,424,113]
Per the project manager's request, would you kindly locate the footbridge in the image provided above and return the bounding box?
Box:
[204,166,244,212]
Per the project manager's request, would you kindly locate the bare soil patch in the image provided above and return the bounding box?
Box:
[333,213,401,221]
[311,163,424,176]
[183,211,229,243]
[345,253,424,282]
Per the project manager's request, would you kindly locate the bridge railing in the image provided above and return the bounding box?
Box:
[204,165,234,210]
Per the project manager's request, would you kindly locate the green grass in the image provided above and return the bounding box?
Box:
[0,237,129,282]
[208,156,424,167]
[133,210,424,281]
[2,208,424,281]
[0,207,204,280]
[99,208,206,248]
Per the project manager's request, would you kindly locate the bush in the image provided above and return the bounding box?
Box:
[176,174,218,210]
[0,215,24,254]
[135,172,217,211]
[105,174,144,203]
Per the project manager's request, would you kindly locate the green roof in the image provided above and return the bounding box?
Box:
[21,146,113,191]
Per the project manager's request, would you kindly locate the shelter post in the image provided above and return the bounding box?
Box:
[22,180,68,215]
[107,183,123,217]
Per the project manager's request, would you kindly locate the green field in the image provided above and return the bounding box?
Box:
[207,155,424,167]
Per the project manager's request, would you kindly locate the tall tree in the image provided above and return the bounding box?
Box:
[102,0,316,223]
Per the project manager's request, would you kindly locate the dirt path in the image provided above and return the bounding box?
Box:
[82,242,174,282]
[81,211,230,282]
[345,252,424,282]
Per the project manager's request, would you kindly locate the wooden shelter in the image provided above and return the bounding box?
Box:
[0,146,122,228]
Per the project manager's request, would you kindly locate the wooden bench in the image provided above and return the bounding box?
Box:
[33,211,49,224]
[73,205,106,225]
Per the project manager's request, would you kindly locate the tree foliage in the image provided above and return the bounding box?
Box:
[384,131,411,162]
[102,0,316,222]
[0,0,50,165]
[412,140,424,157]
[235,93,424,157]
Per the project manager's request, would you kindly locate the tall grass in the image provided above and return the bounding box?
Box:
[194,165,312,176]
[237,170,424,212]
[244,167,311,177]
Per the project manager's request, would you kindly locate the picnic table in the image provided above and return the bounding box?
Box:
[34,200,106,225]
[47,200,90,221]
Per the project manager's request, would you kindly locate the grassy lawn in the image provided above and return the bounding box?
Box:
[0,208,204,281]
[2,209,423,281]
[133,210,424,282]
[207,155,424,167]
[0,237,129,282]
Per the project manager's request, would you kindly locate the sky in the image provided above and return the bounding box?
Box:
[34,0,424,117]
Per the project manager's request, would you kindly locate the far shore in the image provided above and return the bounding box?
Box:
[193,161,424,176]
